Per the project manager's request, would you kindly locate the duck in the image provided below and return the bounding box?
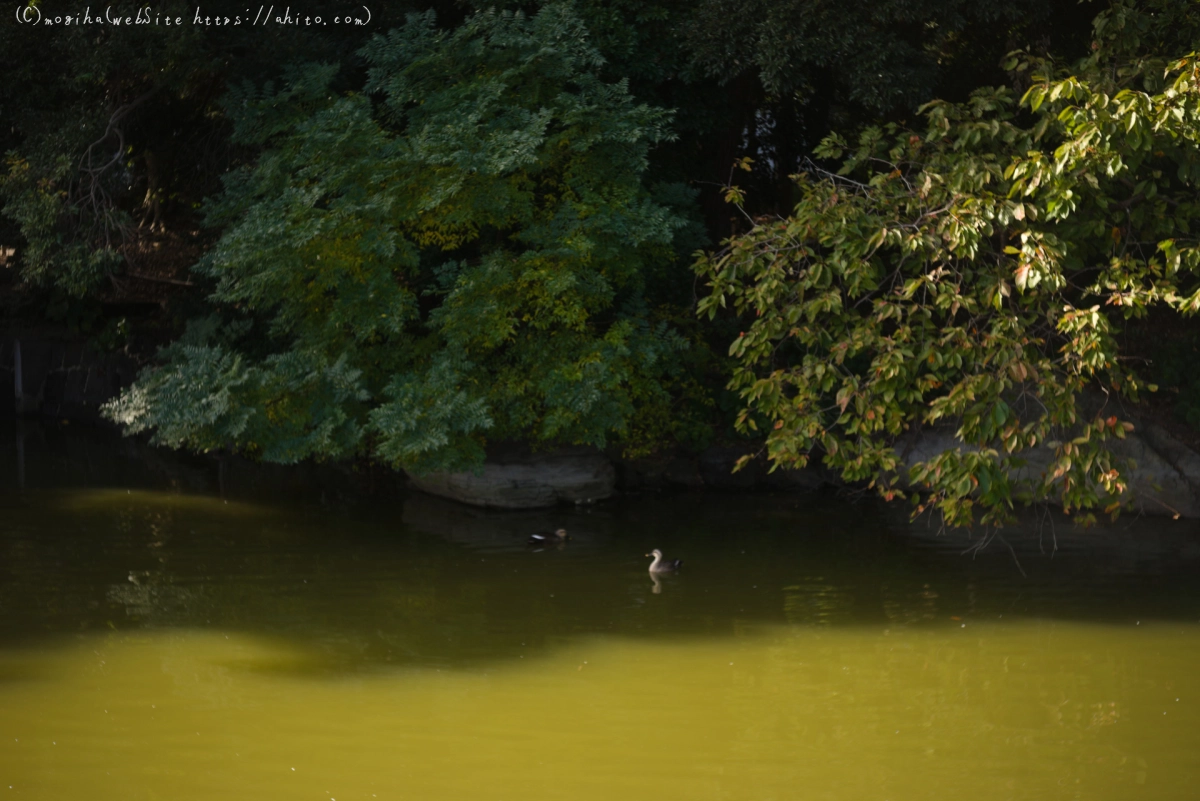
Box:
[646,548,683,574]
[528,528,570,547]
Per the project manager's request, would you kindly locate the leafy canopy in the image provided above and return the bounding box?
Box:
[106,4,692,469]
[697,1,1200,527]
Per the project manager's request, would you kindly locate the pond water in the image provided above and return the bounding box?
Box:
[2,421,1200,799]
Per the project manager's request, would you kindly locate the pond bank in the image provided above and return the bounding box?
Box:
[7,332,1200,519]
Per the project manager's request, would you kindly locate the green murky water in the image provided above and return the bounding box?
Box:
[3,422,1200,799]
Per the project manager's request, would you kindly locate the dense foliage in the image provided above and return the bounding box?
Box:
[8,0,1200,524]
[104,6,694,469]
[0,2,201,295]
[0,0,396,306]
[698,1,1200,525]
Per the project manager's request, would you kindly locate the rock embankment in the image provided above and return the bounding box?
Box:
[896,421,1200,519]
[410,424,1200,516]
[405,448,618,510]
[406,445,833,509]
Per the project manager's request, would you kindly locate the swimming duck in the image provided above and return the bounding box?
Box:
[646,549,683,573]
[528,528,570,546]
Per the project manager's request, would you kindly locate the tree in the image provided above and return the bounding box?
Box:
[105,5,697,471]
[0,0,419,299]
[696,0,1200,527]
[0,2,208,296]
[677,0,1096,215]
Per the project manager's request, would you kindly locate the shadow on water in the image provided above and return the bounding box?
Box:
[3,420,1200,677]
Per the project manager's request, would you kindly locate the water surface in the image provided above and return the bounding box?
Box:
[2,422,1200,799]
